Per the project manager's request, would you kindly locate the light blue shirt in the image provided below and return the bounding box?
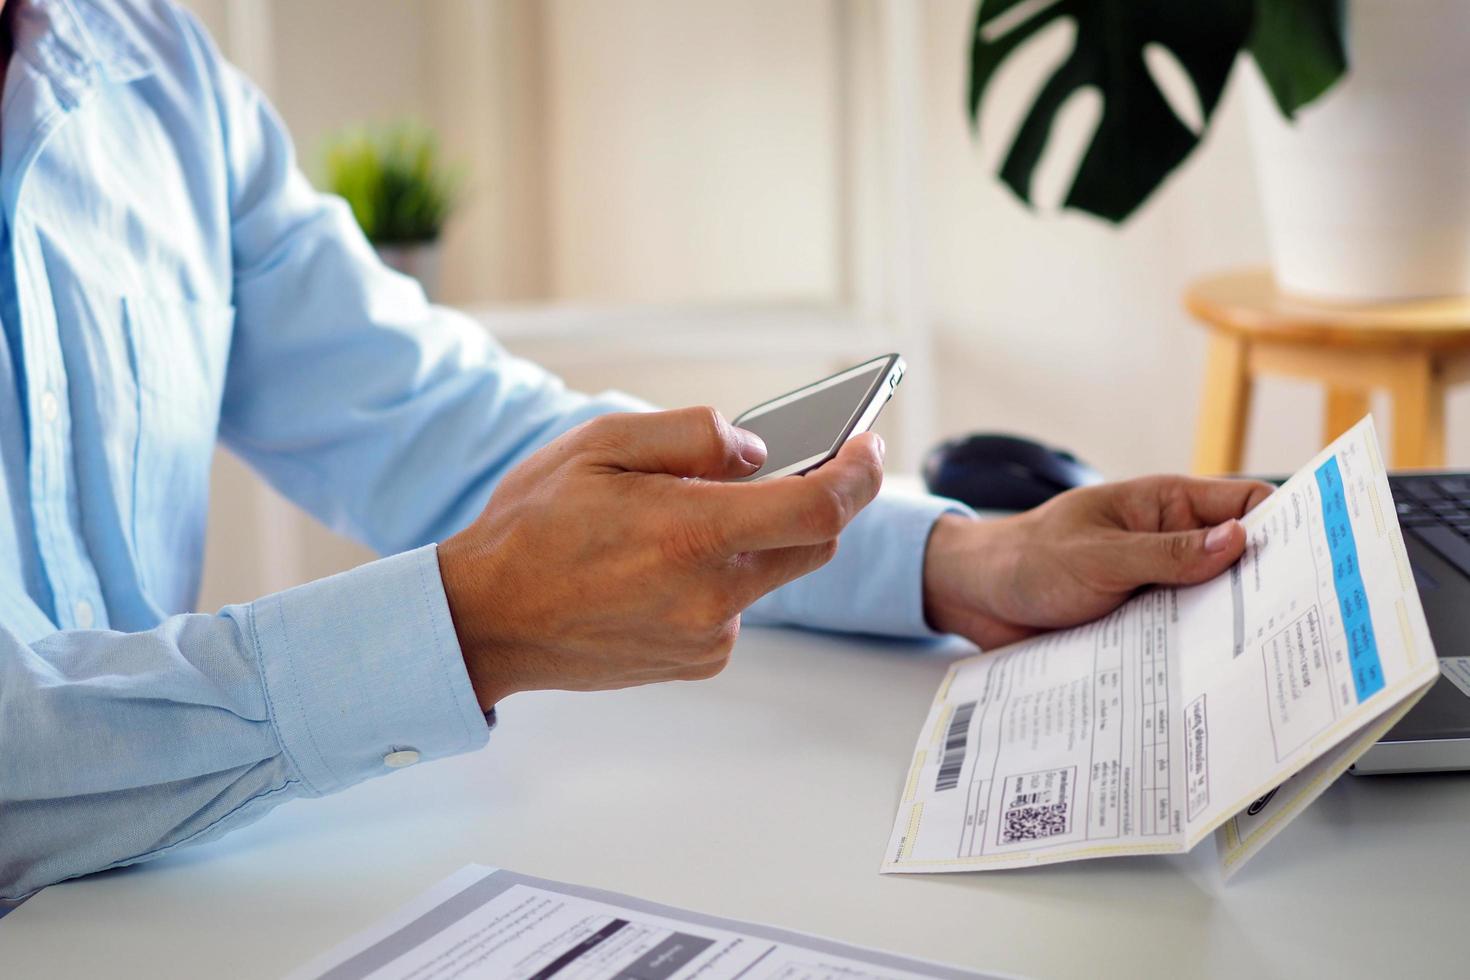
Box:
[0,0,963,900]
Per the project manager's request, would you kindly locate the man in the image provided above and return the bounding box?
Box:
[0,0,1269,900]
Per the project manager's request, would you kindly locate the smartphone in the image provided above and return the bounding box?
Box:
[732,353,904,481]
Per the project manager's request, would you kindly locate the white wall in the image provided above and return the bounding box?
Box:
[543,0,842,304]
[425,0,552,302]
[273,1,428,146]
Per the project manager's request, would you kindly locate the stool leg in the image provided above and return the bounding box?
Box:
[1388,353,1446,469]
[1324,387,1371,446]
[1193,334,1252,475]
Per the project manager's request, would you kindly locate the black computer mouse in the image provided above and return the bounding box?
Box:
[923,434,1103,512]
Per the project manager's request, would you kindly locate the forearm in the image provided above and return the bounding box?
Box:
[0,546,485,900]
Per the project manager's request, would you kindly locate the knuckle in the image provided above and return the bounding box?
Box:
[1162,477,1195,508]
[664,516,729,564]
[568,413,632,461]
[801,487,846,538]
[1152,475,1195,517]
[708,620,740,658]
[683,655,728,681]
[710,636,737,664]
[576,413,619,445]
[1164,533,1192,564]
[687,405,731,456]
[859,442,886,484]
[680,623,737,680]
[697,592,737,629]
[674,590,737,634]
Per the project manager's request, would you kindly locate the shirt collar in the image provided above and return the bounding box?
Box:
[10,0,154,108]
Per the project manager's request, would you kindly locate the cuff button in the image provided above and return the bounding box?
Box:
[383,749,421,768]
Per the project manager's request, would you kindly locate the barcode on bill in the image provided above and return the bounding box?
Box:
[934,700,977,792]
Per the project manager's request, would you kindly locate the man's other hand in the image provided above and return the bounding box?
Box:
[439,407,885,710]
[923,476,1274,649]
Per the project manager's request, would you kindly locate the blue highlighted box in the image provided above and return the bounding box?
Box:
[1315,457,1384,702]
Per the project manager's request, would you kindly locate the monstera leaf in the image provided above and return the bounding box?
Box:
[968,0,1346,224]
[1249,0,1348,118]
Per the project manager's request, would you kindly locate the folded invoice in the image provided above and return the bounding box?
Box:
[883,416,1439,876]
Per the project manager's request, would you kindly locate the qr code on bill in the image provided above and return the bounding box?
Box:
[1000,801,1070,844]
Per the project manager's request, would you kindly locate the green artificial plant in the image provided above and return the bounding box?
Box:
[969,0,1348,223]
[322,121,462,245]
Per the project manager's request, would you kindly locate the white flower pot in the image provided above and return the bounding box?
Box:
[1244,0,1470,302]
[375,241,443,302]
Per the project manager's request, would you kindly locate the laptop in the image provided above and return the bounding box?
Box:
[1349,472,1470,774]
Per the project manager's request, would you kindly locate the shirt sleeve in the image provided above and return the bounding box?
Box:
[0,544,486,900]
[747,492,976,638]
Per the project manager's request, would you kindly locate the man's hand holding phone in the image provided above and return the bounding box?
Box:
[438,407,885,711]
[436,354,1269,714]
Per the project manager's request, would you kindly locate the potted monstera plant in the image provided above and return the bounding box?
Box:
[969,0,1470,300]
[323,122,462,301]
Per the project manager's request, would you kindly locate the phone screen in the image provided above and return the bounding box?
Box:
[735,361,891,480]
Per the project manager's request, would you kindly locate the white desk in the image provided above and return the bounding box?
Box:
[3,626,1468,979]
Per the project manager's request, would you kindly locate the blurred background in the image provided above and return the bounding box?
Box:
[183,0,1470,611]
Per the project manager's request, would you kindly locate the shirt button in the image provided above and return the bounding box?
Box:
[383,749,420,768]
[40,391,59,423]
[74,600,94,629]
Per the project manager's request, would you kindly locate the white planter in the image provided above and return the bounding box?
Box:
[375,241,443,302]
[1244,0,1470,302]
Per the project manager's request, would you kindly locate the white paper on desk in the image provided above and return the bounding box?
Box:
[882,417,1439,875]
[286,864,1006,980]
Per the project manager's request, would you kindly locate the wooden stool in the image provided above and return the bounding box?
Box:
[1186,269,1470,474]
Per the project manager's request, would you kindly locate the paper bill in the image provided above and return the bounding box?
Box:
[882,417,1438,874]
[287,865,1003,980]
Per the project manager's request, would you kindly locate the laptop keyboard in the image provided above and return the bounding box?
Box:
[1390,474,1470,577]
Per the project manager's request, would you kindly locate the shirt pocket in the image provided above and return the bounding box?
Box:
[124,295,236,612]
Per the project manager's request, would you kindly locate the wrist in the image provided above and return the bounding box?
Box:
[922,514,977,635]
[437,535,518,712]
[921,512,1024,642]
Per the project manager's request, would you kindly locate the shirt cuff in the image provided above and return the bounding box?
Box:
[746,491,975,639]
[247,544,490,796]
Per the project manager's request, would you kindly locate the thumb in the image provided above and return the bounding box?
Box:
[1124,519,1247,587]
[583,406,767,479]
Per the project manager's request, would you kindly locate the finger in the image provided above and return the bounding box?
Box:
[1241,481,1275,513]
[730,541,840,601]
[580,407,766,479]
[696,432,886,552]
[1107,518,1248,589]
[1127,476,1276,533]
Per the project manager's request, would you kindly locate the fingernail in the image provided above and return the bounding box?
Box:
[735,428,767,466]
[1205,521,1236,553]
[874,434,886,459]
